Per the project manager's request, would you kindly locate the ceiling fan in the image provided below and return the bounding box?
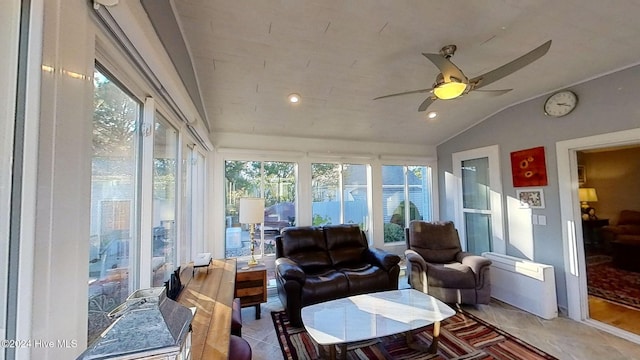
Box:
[374,40,552,112]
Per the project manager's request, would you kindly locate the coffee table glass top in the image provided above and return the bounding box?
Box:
[301,289,456,345]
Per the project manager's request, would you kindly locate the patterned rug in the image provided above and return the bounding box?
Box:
[272,309,557,360]
[587,255,640,310]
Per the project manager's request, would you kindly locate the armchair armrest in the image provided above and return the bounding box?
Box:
[457,252,492,274]
[366,247,401,272]
[404,249,427,270]
[275,258,306,284]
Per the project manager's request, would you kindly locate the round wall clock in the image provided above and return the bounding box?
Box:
[544,90,578,117]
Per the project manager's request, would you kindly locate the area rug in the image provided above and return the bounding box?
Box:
[272,310,557,360]
[587,255,640,310]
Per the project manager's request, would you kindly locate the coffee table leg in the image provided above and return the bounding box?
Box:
[338,343,346,360]
[329,345,336,360]
[406,321,442,355]
[428,321,441,354]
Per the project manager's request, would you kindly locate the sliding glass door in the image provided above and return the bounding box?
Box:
[89,68,141,343]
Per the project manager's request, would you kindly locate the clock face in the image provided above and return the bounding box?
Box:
[544,91,578,117]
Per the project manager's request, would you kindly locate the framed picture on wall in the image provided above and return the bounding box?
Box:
[516,188,545,209]
[510,146,548,187]
[577,165,586,184]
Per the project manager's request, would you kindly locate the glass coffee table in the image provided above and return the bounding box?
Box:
[301,289,456,360]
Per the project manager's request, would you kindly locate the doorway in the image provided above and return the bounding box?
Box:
[578,146,640,336]
[557,127,640,343]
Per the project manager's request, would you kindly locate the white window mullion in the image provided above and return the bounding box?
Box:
[139,97,155,289]
[339,164,345,223]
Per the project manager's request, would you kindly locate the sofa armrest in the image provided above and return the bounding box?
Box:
[275,258,306,284]
[365,247,401,271]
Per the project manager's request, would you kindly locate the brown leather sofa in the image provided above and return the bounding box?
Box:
[275,224,401,327]
[405,220,492,305]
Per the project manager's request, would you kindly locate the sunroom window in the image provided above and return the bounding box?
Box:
[382,165,433,243]
[88,68,141,343]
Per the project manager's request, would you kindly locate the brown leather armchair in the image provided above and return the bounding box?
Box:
[404,220,491,304]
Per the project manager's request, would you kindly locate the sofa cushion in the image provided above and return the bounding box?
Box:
[280,226,332,271]
[301,268,349,305]
[324,224,368,267]
[338,263,390,294]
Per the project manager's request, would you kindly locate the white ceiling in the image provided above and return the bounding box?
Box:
[169,0,640,146]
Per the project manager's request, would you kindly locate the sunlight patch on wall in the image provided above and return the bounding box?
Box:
[506,196,534,259]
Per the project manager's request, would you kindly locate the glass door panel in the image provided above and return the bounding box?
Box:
[311,163,340,225]
[381,165,432,243]
[461,157,492,253]
[453,145,504,254]
[151,115,178,287]
[462,158,490,210]
[342,164,368,229]
[464,213,492,254]
[89,68,140,343]
[262,161,296,255]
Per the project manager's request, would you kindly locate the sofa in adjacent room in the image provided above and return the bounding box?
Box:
[601,210,640,271]
[275,224,401,327]
[600,210,640,244]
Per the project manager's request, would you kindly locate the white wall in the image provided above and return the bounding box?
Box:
[437,63,640,312]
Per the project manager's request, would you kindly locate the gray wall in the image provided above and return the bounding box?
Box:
[437,63,640,311]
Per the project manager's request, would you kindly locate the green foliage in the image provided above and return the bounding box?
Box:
[93,71,138,157]
[384,222,404,243]
[390,201,422,226]
[311,163,339,201]
[312,214,332,226]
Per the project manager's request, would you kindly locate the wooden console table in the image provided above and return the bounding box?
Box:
[235,261,267,320]
[178,258,236,360]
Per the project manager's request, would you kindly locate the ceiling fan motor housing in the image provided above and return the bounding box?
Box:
[439,44,457,58]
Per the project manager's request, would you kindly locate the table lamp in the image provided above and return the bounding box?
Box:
[578,188,598,220]
[239,197,265,266]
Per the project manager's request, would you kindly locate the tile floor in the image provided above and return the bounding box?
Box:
[239,284,640,360]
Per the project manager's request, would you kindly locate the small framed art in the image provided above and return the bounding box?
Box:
[516,188,545,209]
[577,165,586,185]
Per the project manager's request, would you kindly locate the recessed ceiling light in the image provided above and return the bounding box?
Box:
[288,93,301,104]
[427,111,437,119]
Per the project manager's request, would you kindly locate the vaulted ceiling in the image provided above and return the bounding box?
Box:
[161,1,640,146]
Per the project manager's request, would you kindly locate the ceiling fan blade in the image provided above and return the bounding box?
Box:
[470,40,552,89]
[418,97,435,112]
[422,53,466,82]
[373,88,432,100]
[468,89,513,98]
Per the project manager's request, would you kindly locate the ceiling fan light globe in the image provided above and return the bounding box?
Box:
[433,81,467,100]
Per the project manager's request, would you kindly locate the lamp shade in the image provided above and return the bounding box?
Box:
[578,188,598,202]
[239,197,264,224]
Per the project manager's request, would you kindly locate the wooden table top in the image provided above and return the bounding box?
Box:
[178,258,236,360]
